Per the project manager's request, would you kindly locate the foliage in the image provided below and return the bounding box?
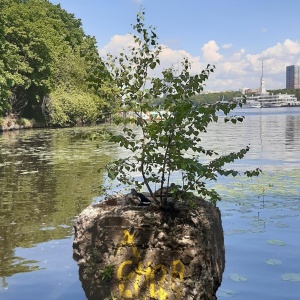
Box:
[100,9,261,208]
[0,1,12,116]
[0,0,116,123]
[46,87,101,126]
[17,117,32,127]
[98,264,115,281]
[110,293,117,300]
[86,49,122,114]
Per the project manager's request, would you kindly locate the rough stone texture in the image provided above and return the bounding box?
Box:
[73,194,225,300]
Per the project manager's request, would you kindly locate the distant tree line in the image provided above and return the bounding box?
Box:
[0,0,120,126]
[152,91,242,106]
[192,91,242,104]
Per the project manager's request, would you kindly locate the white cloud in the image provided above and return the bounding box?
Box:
[157,46,204,75]
[98,34,136,57]
[261,39,300,58]
[201,40,223,63]
[231,49,245,61]
[222,43,233,49]
[99,35,300,91]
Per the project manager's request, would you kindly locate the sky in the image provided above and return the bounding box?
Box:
[50,0,300,92]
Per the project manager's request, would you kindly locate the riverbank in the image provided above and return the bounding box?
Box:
[0,115,45,132]
[0,112,113,133]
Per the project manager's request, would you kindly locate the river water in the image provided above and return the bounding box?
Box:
[0,107,299,299]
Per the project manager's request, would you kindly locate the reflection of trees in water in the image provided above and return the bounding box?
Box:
[0,127,113,284]
[285,115,300,146]
[249,112,300,163]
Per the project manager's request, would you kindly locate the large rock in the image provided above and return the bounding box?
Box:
[73,194,225,300]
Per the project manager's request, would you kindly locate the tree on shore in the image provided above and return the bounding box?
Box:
[0,0,118,125]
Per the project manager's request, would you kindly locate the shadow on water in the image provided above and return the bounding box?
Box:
[0,126,113,289]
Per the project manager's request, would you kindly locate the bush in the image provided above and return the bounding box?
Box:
[17,118,31,127]
[47,88,100,126]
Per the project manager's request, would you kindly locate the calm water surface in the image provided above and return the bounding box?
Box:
[0,107,299,299]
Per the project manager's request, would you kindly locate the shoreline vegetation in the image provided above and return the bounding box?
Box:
[0,112,114,133]
[0,115,41,132]
[0,1,119,129]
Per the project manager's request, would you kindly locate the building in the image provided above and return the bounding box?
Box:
[241,88,258,95]
[286,65,300,89]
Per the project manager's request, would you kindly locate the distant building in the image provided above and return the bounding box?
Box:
[244,88,259,95]
[239,88,249,94]
[286,65,300,89]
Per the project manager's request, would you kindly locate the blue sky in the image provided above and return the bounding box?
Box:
[50,0,300,92]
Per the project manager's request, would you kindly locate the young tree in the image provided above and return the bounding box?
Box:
[101,9,260,209]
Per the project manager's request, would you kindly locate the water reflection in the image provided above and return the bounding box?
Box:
[206,107,300,169]
[0,108,299,299]
[0,126,113,286]
[285,114,300,146]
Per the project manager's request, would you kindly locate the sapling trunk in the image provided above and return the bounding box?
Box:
[159,134,173,207]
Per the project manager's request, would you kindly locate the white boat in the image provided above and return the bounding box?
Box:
[248,101,262,108]
[245,93,299,108]
[235,62,300,108]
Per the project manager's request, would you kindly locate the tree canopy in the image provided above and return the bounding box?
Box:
[0,0,118,124]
